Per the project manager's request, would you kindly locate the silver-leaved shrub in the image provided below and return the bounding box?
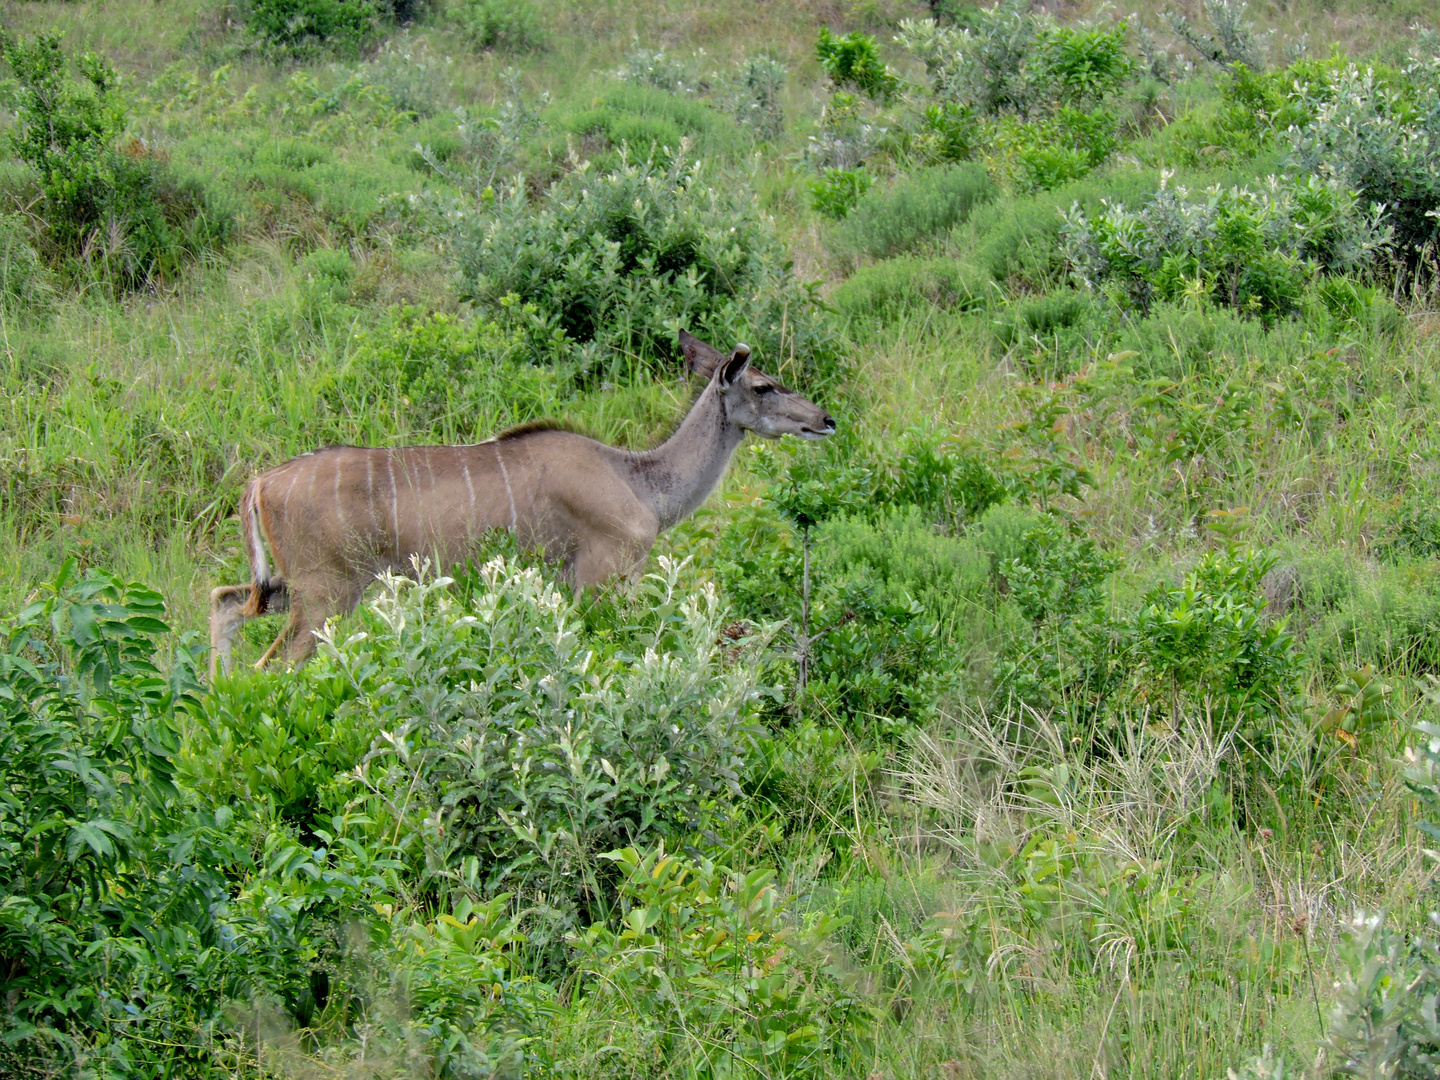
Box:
[317,556,763,927]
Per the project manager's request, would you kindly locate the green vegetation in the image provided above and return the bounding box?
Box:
[5,0,1440,1075]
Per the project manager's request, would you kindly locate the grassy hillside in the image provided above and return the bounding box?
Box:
[4,0,1440,1076]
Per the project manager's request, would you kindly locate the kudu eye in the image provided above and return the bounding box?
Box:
[754,384,773,396]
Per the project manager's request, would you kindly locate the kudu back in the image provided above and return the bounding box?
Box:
[210,331,835,674]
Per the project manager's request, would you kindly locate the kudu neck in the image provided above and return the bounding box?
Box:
[628,381,746,531]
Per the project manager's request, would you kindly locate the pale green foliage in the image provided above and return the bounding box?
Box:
[897,5,1131,117]
[1287,59,1440,260]
[831,162,996,258]
[1061,174,1392,318]
[1324,910,1440,1077]
[328,557,760,910]
[315,305,569,439]
[1167,0,1271,71]
[0,215,52,316]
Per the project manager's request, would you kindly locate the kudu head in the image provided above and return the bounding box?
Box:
[680,330,836,441]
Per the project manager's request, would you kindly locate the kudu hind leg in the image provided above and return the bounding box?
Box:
[255,578,361,670]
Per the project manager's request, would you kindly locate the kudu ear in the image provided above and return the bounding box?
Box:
[717,343,751,389]
[679,330,728,379]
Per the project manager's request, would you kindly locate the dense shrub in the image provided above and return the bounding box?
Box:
[816,27,899,102]
[0,565,249,1073]
[1061,173,1391,320]
[455,150,835,381]
[897,6,1133,190]
[1158,46,1440,265]
[1,33,229,288]
[452,0,548,53]
[319,558,760,923]
[246,0,379,54]
[1287,58,1440,265]
[832,162,995,258]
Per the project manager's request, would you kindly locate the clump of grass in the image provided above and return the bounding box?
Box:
[831,162,996,259]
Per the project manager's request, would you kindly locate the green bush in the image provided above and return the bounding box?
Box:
[831,256,989,324]
[1130,545,1302,735]
[1287,57,1440,265]
[246,0,379,54]
[1061,174,1391,320]
[0,564,267,1073]
[321,557,760,922]
[0,33,230,289]
[455,150,836,382]
[452,0,548,52]
[569,846,865,1076]
[832,162,996,258]
[897,7,1134,188]
[809,166,872,220]
[816,27,899,102]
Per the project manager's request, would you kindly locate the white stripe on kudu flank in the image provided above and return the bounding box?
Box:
[281,470,300,514]
[493,442,517,531]
[333,455,344,530]
[461,459,476,519]
[365,454,379,533]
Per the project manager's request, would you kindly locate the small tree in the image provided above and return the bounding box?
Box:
[0,32,227,288]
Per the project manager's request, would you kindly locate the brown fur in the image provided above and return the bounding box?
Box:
[208,331,835,676]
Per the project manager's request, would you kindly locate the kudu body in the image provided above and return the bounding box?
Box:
[209,332,835,675]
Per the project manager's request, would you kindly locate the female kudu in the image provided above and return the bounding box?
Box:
[209,331,836,674]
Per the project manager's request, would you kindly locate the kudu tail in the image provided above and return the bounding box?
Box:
[239,481,287,617]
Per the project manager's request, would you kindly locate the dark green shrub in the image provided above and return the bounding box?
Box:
[832,162,996,258]
[0,564,240,1071]
[831,257,988,324]
[455,151,836,382]
[817,27,899,102]
[810,166,872,220]
[716,504,980,728]
[0,33,229,289]
[246,0,379,54]
[452,0,547,52]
